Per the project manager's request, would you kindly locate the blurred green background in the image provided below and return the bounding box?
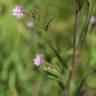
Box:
[0,0,96,96]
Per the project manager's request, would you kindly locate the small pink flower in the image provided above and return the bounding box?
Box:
[12,4,24,18]
[26,21,34,29]
[90,16,96,25]
[33,54,43,66]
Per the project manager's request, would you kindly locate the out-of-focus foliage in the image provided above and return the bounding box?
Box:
[0,0,96,96]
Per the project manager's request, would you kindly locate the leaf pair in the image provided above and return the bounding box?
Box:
[76,0,83,12]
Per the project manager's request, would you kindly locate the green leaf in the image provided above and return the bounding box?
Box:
[47,75,60,81]
[45,17,55,31]
[77,0,84,11]
[69,79,77,96]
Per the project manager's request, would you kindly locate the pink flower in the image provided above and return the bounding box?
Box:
[12,4,24,18]
[26,21,34,29]
[33,54,43,66]
[90,16,96,25]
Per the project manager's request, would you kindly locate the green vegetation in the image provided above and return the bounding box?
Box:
[0,0,96,96]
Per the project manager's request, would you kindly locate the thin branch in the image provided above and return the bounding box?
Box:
[71,0,79,78]
[79,0,95,47]
[67,1,79,95]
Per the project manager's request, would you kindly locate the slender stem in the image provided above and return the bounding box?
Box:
[67,1,79,95]
[72,9,78,75]
[69,0,79,83]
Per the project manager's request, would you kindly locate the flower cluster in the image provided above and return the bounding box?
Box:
[12,4,24,18]
[33,54,43,66]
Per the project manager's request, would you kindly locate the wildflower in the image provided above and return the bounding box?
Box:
[26,21,33,29]
[90,16,96,25]
[12,4,24,18]
[33,54,43,66]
